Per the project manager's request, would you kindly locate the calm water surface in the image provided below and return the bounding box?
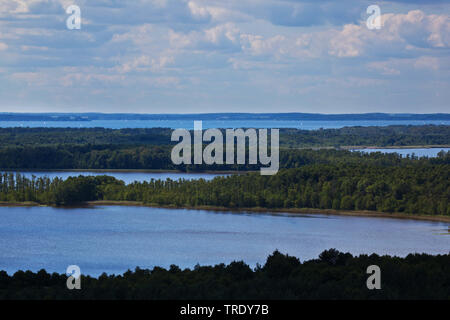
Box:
[0,206,448,276]
[1,171,228,184]
[1,119,449,129]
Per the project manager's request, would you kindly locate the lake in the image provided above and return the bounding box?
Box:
[0,171,229,184]
[0,206,448,276]
[1,119,449,129]
[351,148,450,158]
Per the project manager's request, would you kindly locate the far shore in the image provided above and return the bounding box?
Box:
[1,200,449,223]
[341,145,450,150]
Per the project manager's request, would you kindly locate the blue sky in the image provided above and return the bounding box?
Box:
[0,0,449,114]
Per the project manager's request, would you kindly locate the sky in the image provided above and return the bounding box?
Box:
[0,0,449,114]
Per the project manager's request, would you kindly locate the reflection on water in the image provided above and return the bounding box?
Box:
[0,206,448,276]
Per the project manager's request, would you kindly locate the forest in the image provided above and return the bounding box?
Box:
[1,160,448,216]
[0,128,449,170]
[0,125,448,215]
[0,146,448,171]
[0,125,448,171]
[1,249,449,299]
[0,124,449,300]
[0,125,448,148]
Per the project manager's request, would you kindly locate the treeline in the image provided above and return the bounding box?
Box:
[0,125,448,148]
[1,163,448,215]
[1,249,449,299]
[0,144,174,170]
[281,125,450,148]
[0,144,448,171]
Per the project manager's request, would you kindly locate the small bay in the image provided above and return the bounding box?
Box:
[0,206,448,276]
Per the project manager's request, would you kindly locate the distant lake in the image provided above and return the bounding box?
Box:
[1,171,228,184]
[0,206,448,276]
[0,119,449,129]
[352,148,450,158]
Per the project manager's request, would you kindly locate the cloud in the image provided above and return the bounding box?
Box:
[0,1,449,113]
[367,60,402,75]
[0,0,65,15]
[368,55,444,76]
[289,10,450,60]
[168,23,242,52]
[187,1,250,23]
[115,55,174,74]
[60,72,125,87]
[240,34,286,56]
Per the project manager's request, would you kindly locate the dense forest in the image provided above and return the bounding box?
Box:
[1,124,449,301]
[0,146,448,171]
[1,161,448,216]
[0,125,448,148]
[0,125,448,215]
[0,129,448,170]
[1,249,449,299]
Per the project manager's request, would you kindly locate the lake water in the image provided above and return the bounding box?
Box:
[352,148,450,158]
[0,171,228,184]
[0,206,448,276]
[1,119,449,129]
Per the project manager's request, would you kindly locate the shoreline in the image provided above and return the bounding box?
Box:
[341,145,450,150]
[1,200,449,223]
[0,168,250,174]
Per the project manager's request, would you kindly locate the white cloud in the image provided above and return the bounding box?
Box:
[0,0,66,15]
[240,34,286,56]
[60,72,125,87]
[0,2,449,113]
[188,1,210,20]
[115,55,174,74]
[205,23,240,45]
[0,0,33,14]
[169,23,241,51]
[111,24,155,46]
[188,0,250,23]
[328,10,450,58]
[328,24,364,58]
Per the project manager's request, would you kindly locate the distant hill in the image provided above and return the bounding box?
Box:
[1,112,449,121]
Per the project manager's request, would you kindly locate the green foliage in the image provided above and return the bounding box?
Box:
[0,125,448,170]
[0,125,448,148]
[1,250,449,300]
[0,162,448,216]
[0,143,448,171]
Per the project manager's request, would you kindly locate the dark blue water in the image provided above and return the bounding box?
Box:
[0,206,448,276]
[1,171,228,184]
[352,148,450,158]
[1,119,449,129]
